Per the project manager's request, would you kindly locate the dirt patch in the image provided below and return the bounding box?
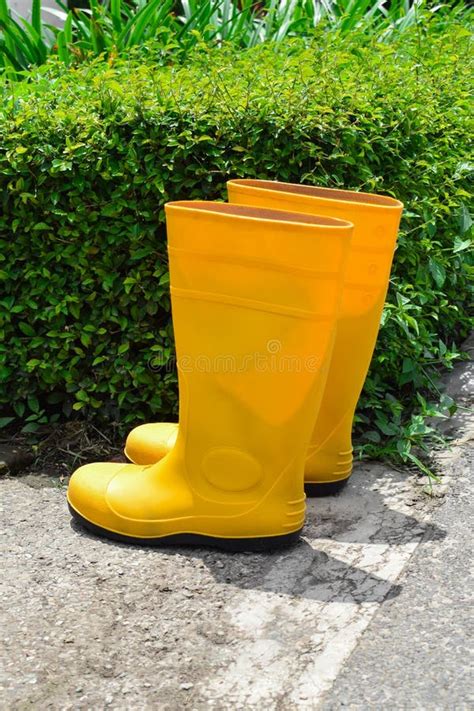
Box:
[0,422,125,486]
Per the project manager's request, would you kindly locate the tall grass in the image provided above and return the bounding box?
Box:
[0,0,470,78]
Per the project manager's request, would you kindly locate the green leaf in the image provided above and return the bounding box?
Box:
[28,395,40,413]
[14,402,25,417]
[56,30,70,66]
[458,203,473,235]
[428,258,446,288]
[453,237,472,254]
[364,430,381,443]
[31,0,41,36]
[21,422,40,433]
[19,322,35,336]
[26,358,41,367]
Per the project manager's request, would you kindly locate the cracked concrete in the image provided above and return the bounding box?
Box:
[1,336,472,709]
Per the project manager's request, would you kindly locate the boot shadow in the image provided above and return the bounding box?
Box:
[304,463,447,545]
[70,518,401,604]
[68,463,445,605]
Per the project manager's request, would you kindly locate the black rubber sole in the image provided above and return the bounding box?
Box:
[305,477,350,497]
[68,503,302,552]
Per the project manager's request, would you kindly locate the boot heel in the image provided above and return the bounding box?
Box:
[304,478,350,497]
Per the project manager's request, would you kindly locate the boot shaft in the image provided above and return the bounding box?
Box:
[226,180,404,486]
[165,202,353,509]
[227,180,403,315]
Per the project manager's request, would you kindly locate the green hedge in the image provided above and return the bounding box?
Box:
[0,22,472,465]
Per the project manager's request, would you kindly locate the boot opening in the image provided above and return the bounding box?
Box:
[229,179,402,208]
[167,201,350,227]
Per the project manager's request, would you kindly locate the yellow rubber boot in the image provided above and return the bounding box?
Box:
[230,180,403,494]
[229,181,403,495]
[68,202,352,549]
[124,182,402,496]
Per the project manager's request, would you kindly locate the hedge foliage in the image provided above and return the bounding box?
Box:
[0,21,472,464]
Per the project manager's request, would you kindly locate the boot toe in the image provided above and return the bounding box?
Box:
[67,462,131,532]
[67,460,190,540]
[124,422,178,464]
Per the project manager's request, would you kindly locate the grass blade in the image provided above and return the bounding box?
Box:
[31,0,41,36]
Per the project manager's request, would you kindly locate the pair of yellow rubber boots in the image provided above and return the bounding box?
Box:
[68,180,403,551]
